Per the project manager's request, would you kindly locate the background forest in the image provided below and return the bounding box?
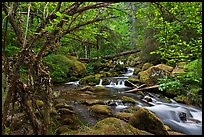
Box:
[2,2,202,135]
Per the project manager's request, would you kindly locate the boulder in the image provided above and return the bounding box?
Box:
[128,107,168,135]
[89,105,112,116]
[82,99,105,106]
[114,112,134,122]
[121,96,136,104]
[79,75,100,86]
[139,64,173,85]
[58,108,74,115]
[63,117,153,135]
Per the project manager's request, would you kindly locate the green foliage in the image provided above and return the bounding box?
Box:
[157,59,202,106]
[146,2,202,65]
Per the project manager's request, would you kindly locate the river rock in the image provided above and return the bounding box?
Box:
[89,104,112,116]
[114,112,134,122]
[128,107,168,135]
[138,64,173,85]
[63,117,153,135]
[121,96,136,104]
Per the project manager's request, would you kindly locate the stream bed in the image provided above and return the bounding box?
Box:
[54,67,202,135]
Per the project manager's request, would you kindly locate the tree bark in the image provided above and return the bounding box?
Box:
[79,49,140,62]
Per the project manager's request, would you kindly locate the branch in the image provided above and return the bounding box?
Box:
[2,2,24,45]
[22,2,31,48]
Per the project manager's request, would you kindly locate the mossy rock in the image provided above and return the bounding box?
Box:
[133,67,141,75]
[36,100,44,107]
[89,105,112,116]
[114,112,134,122]
[128,107,168,135]
[63,117,153,135]
[139,64,173,85]
[121,96,136,104]
[58,108,74,115]
[82,99,105,106]
[173,95,187,104]
[59,115,82,129]
[114,64,126,73]
[141,62,153,71]
[55,103,74,110]
[94,86,109,92]
[79,86,94,92]
[79,75,100,86]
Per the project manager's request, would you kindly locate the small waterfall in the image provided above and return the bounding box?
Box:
[123,67,135,77]
[96,79,103,87]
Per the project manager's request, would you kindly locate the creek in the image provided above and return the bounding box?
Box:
[54,67,202,135]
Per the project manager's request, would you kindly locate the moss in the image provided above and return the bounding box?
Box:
[133,67,141,75]
[173,95,187,104]
[89,105,112,116]
[84,91,94,95]
[114,112,134,122]
[82,99,105,106]
[142,63,153,71]
[63,117,153,135]
[128,107,168,135]
[127,77,140,84]
[94,86,109,92]
[36,99,44,107]
[102,78,110,85]
[121,96,136,104]
[79,75,100,86]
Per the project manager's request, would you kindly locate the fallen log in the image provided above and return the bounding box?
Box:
[78,49,140,62]
[125,85,159,93]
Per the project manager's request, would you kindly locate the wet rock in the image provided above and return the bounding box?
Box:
[128,107,168,135]
[63,117,153,135]
[121,96,136,104]
[144,97,152,102]
[139,64,173,85]
[82,99,105,106]
[89,104,112,116]
[114,112,134,122]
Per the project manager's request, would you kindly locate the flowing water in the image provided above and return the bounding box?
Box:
[56,67,202,135]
